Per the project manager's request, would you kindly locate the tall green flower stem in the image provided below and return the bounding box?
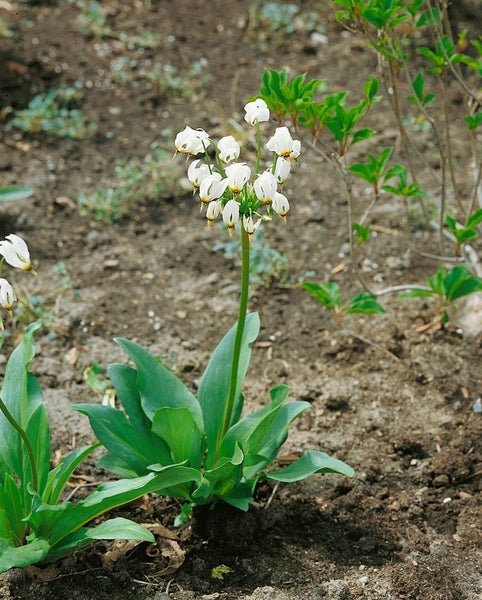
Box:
[0,396,38,492]
[218,225,251,455]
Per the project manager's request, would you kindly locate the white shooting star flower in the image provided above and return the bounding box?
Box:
[254,171,277,205]
[199,173,228,207]
[222,199,240,234]
[0,234,32,271]
[272,191,290,221]
[187,159,211,191]
[174,126,211,156]
[218,135,241,163]
[266,126,301,159]
[244,98,270,125]
[225,163,251,194]
[0,278,16,314]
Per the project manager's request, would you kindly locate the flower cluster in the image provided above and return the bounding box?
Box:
[0,234,33,321]
[174,99,301,238]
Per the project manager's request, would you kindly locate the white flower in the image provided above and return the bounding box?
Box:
[243,215,261,239]
[222,199,240,234]
[0,278,16,313]
[225,163,251,193]
[254,171,277,205]
[244,98,270,125]
[272,157,291,184]
[0,234,32,271]
[175,126,210,155]
[266,126,301,159]
[272,191,290,220]
[218,135,240,163]
[187,159,211,190]
[206,200,222,225]
[199,173,228,205]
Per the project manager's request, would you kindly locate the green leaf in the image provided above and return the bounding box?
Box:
[84,516,154,542]
[198,313,260,469]
[73,403,169,474]
[347,293,385,315]
[351,127,376,144]
[0,537,50,573]
[152,407,205,468]
[0,186,34,202]
[302,281,342,310]
[114,338,204,431]
[192,444,245,505]
[32,468,201,548]
[267,450,354,482]
[43,444,99,505]
[219,384,290,459]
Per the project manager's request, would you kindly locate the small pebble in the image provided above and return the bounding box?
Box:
[472,397,482,413]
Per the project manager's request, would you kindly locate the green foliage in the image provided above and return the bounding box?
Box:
[212,230,289,291]
[352,222,371,244]
[303,281,385,323]
[9,84,96,139]
[445,209,482,251]
[349,147,393,194]
[0,323,189,573]
[0,186,33,203]
[400,265,482,325]
[258,69,325,123]
[74,314,354,514]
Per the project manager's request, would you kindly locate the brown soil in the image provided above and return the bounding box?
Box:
[0,1,481,599]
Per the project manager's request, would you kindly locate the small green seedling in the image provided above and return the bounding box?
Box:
[303,281,385,324]
[400,264,482,326]
[445,209,482,254]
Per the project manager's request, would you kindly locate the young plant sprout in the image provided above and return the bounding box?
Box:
[75,98,354,523]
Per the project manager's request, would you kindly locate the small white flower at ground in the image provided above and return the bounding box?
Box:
[244,98,270,125]
[242,215,261,239]
[254,171,277,205]
[272,191,290,220]
[0,278,16,313]
[272,157,291,184]
[266,126,301,159]
[199,173,228,206]
[218,135,241,163]
[175,126,211,156]
[225,163,251,193]
[187,159,211,191]
[0,234,32,271]
[223,199,240,234]
[206,200,222,225]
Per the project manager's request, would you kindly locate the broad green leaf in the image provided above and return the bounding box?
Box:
[96,454,139,478]
[152,406,205,468]
[0,186,34,202]
[198,313,260,469]
[114,338,203,431]
[192,445,245,505]
[84,516,154,542]
[73,403,170,473]
[44,444,99,505]
[302,281,342,310]
[35,468,201,547]
[443,266,482,301]
[347,293,385,315]
[351,127,376,144]
[466,208,482,229]
[0,322,43,480]
[0,473,30,545]
[267,450,355,482]
[244,401,311,478]
[399,289,434,299]
[0,537,50,573]
[219,385,290,459]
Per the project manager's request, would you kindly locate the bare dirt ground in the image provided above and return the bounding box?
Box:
[0,1,481,598]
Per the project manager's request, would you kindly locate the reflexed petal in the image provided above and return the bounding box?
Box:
[0,234,32,271]
[244,99,270,125]
[218,135,241,163]
[272,191,290,217]
[225,163,251,193]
